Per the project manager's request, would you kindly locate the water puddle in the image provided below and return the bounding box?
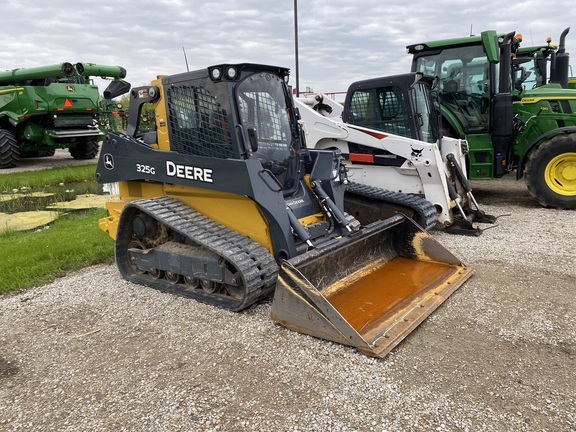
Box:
[0,180,117,233]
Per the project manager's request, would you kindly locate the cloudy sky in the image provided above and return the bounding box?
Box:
[1,0,575,96]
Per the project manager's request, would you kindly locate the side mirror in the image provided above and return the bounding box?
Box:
[103,79,131,99]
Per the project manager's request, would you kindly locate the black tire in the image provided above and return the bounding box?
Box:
[69,139,100,159]
[41,149,56,157]
[21,149,56,158]
[525,134,576,209]
[0,129,20,168]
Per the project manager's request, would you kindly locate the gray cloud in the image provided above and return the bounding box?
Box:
[1,0,574,94]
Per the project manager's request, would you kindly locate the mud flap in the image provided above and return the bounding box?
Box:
[270,214,472,358]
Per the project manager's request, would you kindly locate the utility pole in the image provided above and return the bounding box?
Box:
[294,0,300,96]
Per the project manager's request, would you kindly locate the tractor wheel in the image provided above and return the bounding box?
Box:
[69,139,100,159]
[525,134,576,209]
[22,149,56,158]
[40,149,56,157]
[0,129,20,168]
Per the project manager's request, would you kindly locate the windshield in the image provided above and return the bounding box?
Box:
[414,44,492,133]
[411,82,438,143]
[415,45,490,92]
[514,55,542,91]
[236,72,299,192]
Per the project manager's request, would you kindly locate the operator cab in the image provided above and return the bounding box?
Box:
[343,72,439,143]
[411,43,492,135]
[235,69,302,195]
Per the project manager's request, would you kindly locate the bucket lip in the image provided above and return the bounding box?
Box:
[284,214,406,268]
[363,264,473,358]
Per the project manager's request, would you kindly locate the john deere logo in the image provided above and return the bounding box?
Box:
[66,85,75,92]
[104,154,114,170]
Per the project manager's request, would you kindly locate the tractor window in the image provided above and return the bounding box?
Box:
[414,45,490,133]
[166,85,233,158]
[348,86,411,137]
[237,91,290,151]
[236,72,298,192]
[514,56,540,91]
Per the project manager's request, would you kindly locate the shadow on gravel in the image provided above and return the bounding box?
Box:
[0,357,19,378]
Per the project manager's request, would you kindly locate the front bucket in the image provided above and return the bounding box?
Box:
[270,214,472,358]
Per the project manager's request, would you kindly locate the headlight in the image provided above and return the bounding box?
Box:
[225,66,237,79]
[210,67,222,80]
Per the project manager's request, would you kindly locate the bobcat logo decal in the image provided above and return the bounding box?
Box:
[411,147,423,158]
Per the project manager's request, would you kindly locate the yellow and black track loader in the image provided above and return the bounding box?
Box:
[96,63,472,358]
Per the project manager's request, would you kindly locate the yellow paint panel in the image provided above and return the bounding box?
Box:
[165,184,273,253]
[151,78,171,151]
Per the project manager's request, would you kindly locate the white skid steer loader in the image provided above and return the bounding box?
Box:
[295,73,496,235]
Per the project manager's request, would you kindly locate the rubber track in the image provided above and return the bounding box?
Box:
[346,181,438,231]
[126,196,279,310]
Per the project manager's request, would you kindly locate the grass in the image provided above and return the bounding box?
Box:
[0,164,97,191]
[0,164,116,295]
[0,209,115,295]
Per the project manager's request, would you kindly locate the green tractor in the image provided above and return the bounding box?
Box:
[407,29,576,208]
[0,62,130,168]
[513,28,571,92]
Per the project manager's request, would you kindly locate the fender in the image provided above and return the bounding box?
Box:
[0,108,23,128]
[439,105,465,138]
[516,126,576,179]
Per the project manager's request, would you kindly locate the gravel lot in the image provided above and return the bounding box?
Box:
[0,172,575,431]
[2,149,99,174]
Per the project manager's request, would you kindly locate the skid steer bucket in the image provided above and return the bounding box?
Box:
[271,214,472,358]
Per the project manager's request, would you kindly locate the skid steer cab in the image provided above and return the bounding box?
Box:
[96,63,472,358]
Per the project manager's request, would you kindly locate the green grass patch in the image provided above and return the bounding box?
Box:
[0,209,114,295]
[0,164,114,295]
[0,164,97,191]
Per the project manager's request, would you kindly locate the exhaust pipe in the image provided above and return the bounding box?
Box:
[551,27,570,89]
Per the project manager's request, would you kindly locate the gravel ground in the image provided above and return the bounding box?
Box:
[0,175,575,431]
[2,149,100,174]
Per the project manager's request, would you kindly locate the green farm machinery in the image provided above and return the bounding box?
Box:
[0,62,130,168]
[407,29,576,208]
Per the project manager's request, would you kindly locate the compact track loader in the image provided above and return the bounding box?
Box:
[96,63,472,358]
[296,73,495,235]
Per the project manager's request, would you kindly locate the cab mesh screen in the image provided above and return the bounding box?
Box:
[349,88,409,137]
[166,85,233,158]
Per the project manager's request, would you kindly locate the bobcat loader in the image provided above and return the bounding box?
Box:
[296,73,495,235]
[96,63,472,358]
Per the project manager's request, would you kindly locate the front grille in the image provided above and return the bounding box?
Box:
[53,117,94,128]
